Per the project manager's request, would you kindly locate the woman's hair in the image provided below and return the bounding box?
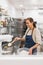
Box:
[26,17,37,28]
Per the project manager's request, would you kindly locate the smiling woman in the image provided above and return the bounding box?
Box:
[8,17,41,55]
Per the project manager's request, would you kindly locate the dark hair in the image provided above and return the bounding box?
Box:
[26,18,36,28]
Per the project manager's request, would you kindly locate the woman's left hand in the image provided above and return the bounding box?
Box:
[29,48,33,55]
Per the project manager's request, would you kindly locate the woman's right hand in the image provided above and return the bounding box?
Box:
[14,37,21,41]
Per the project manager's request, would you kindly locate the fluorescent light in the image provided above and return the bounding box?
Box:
[19,4,23,8]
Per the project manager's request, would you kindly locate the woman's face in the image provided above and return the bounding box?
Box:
[26,20,33,29]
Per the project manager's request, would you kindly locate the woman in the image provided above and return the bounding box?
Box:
[8,18,41,55]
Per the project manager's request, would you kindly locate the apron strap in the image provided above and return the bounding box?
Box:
[31,28,34,36]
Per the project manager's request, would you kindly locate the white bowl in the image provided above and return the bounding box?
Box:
[17,48,29,56]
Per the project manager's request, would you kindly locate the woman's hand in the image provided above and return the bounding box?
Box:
[29,48,33,55]
[14,37,21,41]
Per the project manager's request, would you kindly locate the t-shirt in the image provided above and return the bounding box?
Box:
[23,28,41,45]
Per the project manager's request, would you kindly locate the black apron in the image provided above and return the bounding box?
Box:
[25,29,37,54]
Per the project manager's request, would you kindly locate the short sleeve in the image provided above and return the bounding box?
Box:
[35,29,42,45]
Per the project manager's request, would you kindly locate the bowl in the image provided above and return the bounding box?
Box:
[17,48,29,56]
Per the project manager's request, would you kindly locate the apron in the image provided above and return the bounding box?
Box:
[25,30,37,54]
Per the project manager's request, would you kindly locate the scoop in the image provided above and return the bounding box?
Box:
[8,43,12,47]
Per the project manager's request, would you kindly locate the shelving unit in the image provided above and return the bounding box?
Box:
[5,18,24,48]
[6,18,23,37]
[0,6,24,48]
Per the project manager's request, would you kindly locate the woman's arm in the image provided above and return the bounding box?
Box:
[8,28,28,46]
[8,37,25,46]
[31,43,40,50]
[11,37,25,44]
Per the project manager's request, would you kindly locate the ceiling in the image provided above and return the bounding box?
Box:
[8,0,43,10]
